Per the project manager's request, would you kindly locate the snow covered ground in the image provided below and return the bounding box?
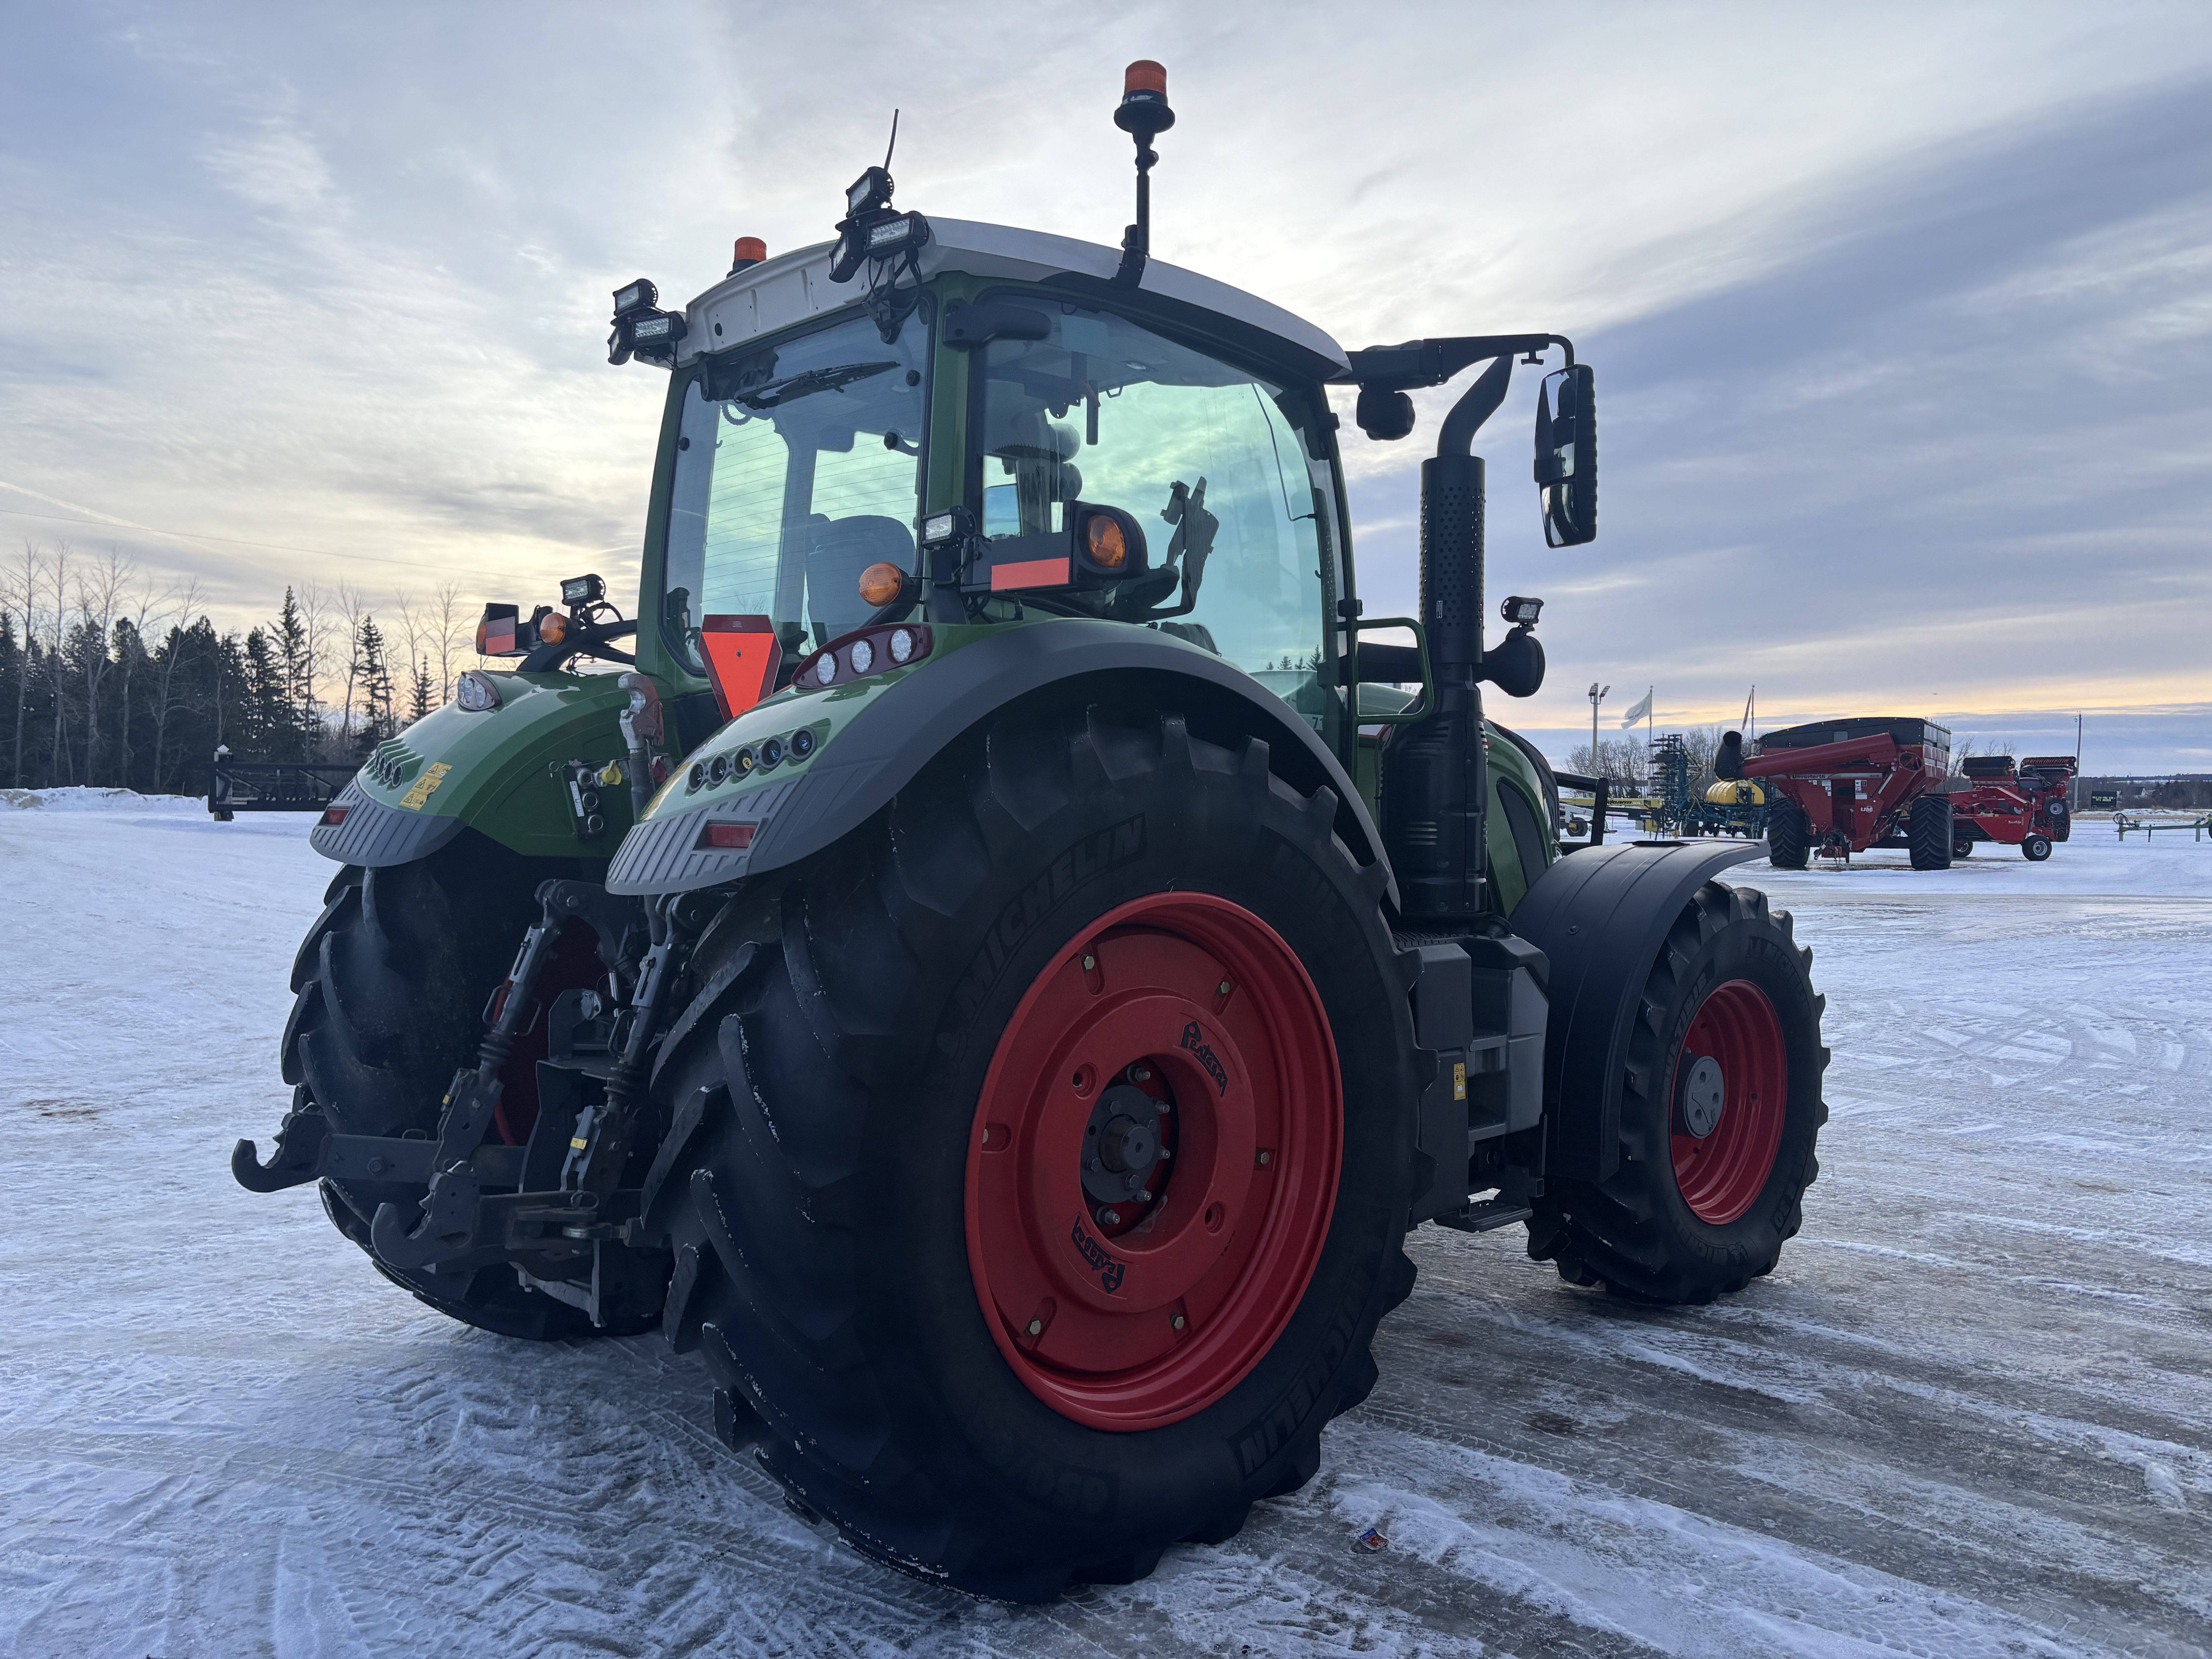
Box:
[3,794,2207,1657]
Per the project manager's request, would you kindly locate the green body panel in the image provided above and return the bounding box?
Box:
[357,670,654,859]
[1483,721,1559,914]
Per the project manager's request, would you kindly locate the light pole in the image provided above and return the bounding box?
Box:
[1588,682,1609,779]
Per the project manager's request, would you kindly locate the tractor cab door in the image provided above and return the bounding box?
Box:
[969,299,1342,744]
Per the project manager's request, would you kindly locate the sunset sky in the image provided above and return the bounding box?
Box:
[3,2,2207,769]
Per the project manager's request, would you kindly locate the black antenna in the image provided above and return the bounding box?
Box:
[883,109,900,172]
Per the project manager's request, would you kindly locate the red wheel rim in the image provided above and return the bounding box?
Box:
[1669,979,1787,1225]
[965,893,1341,1431]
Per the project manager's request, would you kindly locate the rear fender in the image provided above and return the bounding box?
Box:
[606,617,1393,901]
[1511,839,1766,1183]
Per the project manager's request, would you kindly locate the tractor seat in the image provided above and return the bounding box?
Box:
[807,515,914,642]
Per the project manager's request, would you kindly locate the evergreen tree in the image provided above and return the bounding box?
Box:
[353,615,395,750]
[242,627,289,759]
[273,586,314,754]
[407,655,434,725]
[0,610,19,787]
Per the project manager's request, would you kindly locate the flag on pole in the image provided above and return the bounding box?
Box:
[1620,687,1653,728]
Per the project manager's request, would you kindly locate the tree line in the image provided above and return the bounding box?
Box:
[1,540,470,795]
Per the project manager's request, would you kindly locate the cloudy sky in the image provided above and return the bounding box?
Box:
[3,2,2208,770]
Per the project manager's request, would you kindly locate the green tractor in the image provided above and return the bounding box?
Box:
[237,65,1827,1601]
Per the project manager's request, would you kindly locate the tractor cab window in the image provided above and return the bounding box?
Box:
[975,304,1330,726]
[663,310,927,673]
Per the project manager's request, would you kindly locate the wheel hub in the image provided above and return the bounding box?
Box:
[1676,1054,1726,1139]
[1081,1080,1169,1212]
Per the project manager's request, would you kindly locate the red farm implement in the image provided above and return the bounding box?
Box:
[1715,717,2077,870]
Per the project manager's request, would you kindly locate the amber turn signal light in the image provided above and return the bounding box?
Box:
[857,562,907,606]
[1086,515,1128,569]
[538,612,568,646]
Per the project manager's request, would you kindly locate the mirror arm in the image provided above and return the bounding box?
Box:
[1344,332,1573,392]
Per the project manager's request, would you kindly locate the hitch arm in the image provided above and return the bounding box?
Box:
[230,1104,329,1193]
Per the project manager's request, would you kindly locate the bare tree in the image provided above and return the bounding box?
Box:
[72,549,129,785]
[434,581,463,699]
[330,580,371,740]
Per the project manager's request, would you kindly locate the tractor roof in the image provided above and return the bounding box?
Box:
[678,218,1350,382]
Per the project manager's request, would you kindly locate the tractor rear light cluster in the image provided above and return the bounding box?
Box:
[695,821,757,852]
[793,624,932,692]
[319,805,349,828]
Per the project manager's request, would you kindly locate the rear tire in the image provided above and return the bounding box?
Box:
[1766,802,1809,869]
[646,704,1420,1601]
[1910,795,1954,870]
[1527,882,1827,1304]
[2022,831,2053,861]
[281,836,607,1340]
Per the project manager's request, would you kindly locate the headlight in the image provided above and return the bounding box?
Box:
[455,670,502,712]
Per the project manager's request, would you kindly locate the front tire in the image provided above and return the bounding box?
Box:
[1527,881,1827,1304]
[280,837,607,1340]
[647,705,1420,1600]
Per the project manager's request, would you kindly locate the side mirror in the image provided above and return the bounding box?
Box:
[1534,364,1597,546]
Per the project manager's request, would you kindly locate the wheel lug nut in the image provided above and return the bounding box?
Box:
[1170,1313,1186,1331]
[1099,1208,1121,1226]
[1256,1149,1273,1168]
[1081,953,1096,971]
[1127,1065,1151,1082]
[1027,1318,1043,1336]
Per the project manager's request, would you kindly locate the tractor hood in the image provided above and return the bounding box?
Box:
[309,670,655,867]
[676,218,1351,385]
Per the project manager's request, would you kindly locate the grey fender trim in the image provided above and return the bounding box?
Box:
[308,780,469,867]
[606,618,1395,903]
[1510,839,1767,1184]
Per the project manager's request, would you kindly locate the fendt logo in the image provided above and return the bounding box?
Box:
[1180,1020,1228,1096]
[1070,1214,1126,1293]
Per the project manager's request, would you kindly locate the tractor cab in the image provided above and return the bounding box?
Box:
[642,218,1350,746]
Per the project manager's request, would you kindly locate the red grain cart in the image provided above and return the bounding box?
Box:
[1716,718,2075,870]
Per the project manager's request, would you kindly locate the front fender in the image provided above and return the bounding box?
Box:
[605,618,1394,903]
[309,672,651,867]
[1511,839,1767,1183]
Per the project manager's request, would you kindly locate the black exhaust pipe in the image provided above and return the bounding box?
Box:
[1381,354,1515,923]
